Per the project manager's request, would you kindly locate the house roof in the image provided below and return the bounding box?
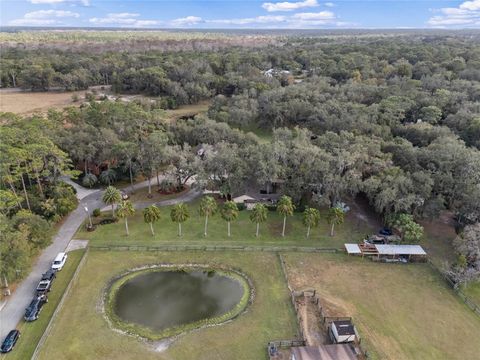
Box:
[291,344,357,360]
[232,195,256,204]
[332,320,356,336]
[375,244,427,256]
[344,243,361,254]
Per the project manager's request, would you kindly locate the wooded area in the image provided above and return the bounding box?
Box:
[1,30,480,285]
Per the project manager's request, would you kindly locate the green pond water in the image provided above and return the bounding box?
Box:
[113,270,244,331]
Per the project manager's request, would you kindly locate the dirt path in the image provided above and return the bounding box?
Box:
[298,297,326,346]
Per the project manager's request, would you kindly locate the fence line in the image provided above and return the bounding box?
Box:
[88,244,480,318]
[426,259,480,317]
[32,249,89,360]
[89,244,341,253]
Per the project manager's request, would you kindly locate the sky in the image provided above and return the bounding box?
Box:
[0,0,479,29]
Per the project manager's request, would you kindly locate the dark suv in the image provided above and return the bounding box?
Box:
[0,330,20,353]
[41,269,56,282]
[24,295,48,322]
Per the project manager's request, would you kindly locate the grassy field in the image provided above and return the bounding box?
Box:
[162,101,210,122]
[36,251,297,360]
[283,252,480,360]
[4,249,85,360]
[75,200,374,248]
[463,282,480,305]
[0,90,87,114]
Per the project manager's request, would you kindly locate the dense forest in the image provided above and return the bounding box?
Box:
[1,31,480,284]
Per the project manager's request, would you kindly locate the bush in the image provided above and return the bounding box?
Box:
[237,203,246,211]
[100,169,117,185]
[82,173,98,188]
[99,217,118,225]
[159,179,176,193]
[93,208,101,217]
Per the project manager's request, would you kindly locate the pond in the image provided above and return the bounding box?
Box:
[112,269,246,332]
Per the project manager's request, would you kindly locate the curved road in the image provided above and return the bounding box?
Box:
[0,179,200,340]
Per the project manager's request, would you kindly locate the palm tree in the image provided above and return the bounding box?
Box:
[199,196,218,237]
[117,200,135,236]
[143,205,161,236]
[277,195,295,237]
[170,203,189,237]
[102,186,122,217]
[250,203,268,237]
[220,201,239,237]
[303,207,321,238]
[327,207,345,236]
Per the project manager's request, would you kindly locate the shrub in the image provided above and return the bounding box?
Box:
[99,217,118,225]
[100,169,117,185]
[237,203,246,211]
[82,173,98,188]
[267,204,277,212]
[159,179,176,193]
[93,208,101,217]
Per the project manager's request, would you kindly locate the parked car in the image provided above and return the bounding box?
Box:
[36,279,52,295]
[41,269,56,282]
[24,295,48,322]
[0,330,20,353]
[51,252,67,271]
[379,227,393,236]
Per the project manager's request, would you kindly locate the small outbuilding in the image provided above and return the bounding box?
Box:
[375,244,427,262]
[329,320,358,344]
[290,344,357,360]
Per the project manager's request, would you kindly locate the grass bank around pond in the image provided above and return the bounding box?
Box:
[4,249,85,360]
[283,252,480,360]
[36,251,297,360]
[76,200,374,249]
[105,265,251,341]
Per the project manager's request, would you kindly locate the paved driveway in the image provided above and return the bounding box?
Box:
[0,179,200,341]
[0,191,103,340]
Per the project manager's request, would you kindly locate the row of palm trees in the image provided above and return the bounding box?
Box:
[101,186,345,238]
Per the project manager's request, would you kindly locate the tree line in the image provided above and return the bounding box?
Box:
[1,32,479,285]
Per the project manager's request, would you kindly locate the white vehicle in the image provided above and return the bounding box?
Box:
[51,252,67,271]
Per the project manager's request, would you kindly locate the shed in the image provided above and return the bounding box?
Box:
[374,244,427,262]
[329,320,358,344]
[291,344,357,360]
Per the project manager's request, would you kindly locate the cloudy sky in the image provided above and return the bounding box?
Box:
[1,0,479,29]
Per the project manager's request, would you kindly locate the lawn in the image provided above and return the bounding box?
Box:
[75,200,374,249]
[126,185,189,204]
[283,252,480,360]
[463,281,480,305]
[36,250,297,360]
[4,249,85,360]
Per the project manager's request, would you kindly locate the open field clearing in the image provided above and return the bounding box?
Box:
[162,100,210,122]
[0,90,86,114]
[283,252,480,360]
[75,200,375,249]
[36,251,297,360]
[4,250,85,360]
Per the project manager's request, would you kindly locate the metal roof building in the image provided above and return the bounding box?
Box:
[375,244,426,256]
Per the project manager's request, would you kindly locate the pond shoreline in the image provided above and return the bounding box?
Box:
[101,263,254,349]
